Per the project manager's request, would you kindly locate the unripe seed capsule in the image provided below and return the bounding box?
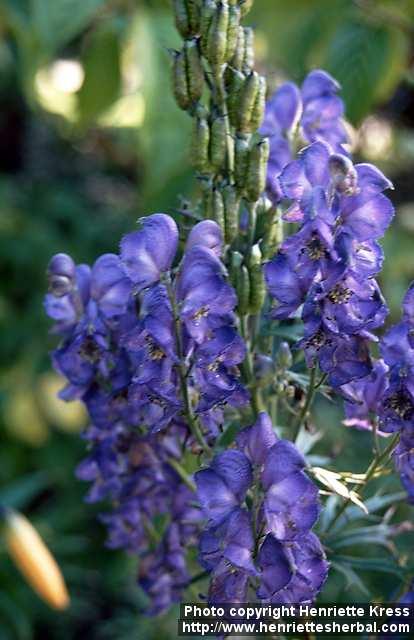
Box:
[191,117,210,172]
[173,0,191,38]
[248,243,265,314]
[206,1,229,67]
[226,69,245,127]
[225,4,241,62]
[239,0,254,19]
[209,116,227,170]
[242,27,254,71]
[246,138,269,201]
[236,264,250,314]
[261,207,283,259]
[212,187,225,232]
[230,25,245,71]
[184,38,204,103]
[186,0,201,34]
[172,51,190,110]
[200,0,216,55]
[234,135,250,192]
[250,75,266,130]
[237,71,260,133]
[202,184,214,219]
[223,184,240,244]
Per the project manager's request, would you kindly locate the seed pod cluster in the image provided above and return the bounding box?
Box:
[173,0,200,38]
[233,71,266,134]
[172,38,204,111]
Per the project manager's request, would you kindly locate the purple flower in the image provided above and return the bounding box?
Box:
[342,359,389,433]
[120,213,178,290]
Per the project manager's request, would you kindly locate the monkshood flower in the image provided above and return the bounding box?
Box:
[195,413,328,604]
[261,70,348,203]
[341,359,389,433]
[264,140,393,386]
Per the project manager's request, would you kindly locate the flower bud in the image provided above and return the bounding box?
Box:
[276,341,293,369]
[246,137,269,202]
[225,3,241,62]
[254,353,274,385]
[47,253,76,297]
[236,264,250,314]
[172,50,190,110]
[230,25,245,70]
[184,38,204,103]
[3,508,70,610]
[242,27,254,71]
[248,243,265,314]
[239,0,254,19]
[191,116,210,172]
[212,187,225,231]
[173,0,200,38]
[234,135,250,192]
[328,153,358,196]
[209,116,227,170]
[222,184,240,244]
[237,71,260,133]
[206,0,229,68]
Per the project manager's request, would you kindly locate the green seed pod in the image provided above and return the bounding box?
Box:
[236,264,250,315]
[191,117,210,172]
[222,184,240,244]
[250,75,266,130]
[209,116,227,170]
[234,135,250,192]
[212,187,225,231]
[172,50,190,110]
[239,0,254,19]
[186,0,201,34]
[230,250,243,286]
[225,3,241,62]
[202,183,214,219]
[237,71,259,133]
[261,207,283,260]
[173,0,191,37]
[206,1,229,68]
[276,341,293,370]
[226,69,245,128]
[230,25,245,71]
[200,0,216,55]
[246,138,269,201]
[184,38,204,103]
[248,243,266,314]
[242,27,254,71]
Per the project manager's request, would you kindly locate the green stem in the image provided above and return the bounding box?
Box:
[168,458,196,492]
[240,314,260,416]
[325,432,400,534]
[166,277,212,456]
[292,367,317,442]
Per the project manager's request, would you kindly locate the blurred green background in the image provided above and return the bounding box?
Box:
[0,1,414,638]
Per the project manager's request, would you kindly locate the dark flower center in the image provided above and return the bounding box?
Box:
[145,336,165,361]
[385,392,414,420]
[306,236,326,261]
[327,284,352,304]
[192,306,209,325]
[79,336,100,362]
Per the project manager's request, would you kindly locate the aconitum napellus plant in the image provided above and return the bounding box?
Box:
[45,0,414,616]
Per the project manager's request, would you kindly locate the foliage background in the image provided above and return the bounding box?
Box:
[0,0,414,638]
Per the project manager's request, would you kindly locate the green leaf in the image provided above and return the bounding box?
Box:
[325,19,392,123]
[326,491,407,532]
[331,561,371,597]
[31,0,107,53]
[334,554,406,578]
[327,524,396,550]
[77,22,122,125]
[0,472,49,510]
